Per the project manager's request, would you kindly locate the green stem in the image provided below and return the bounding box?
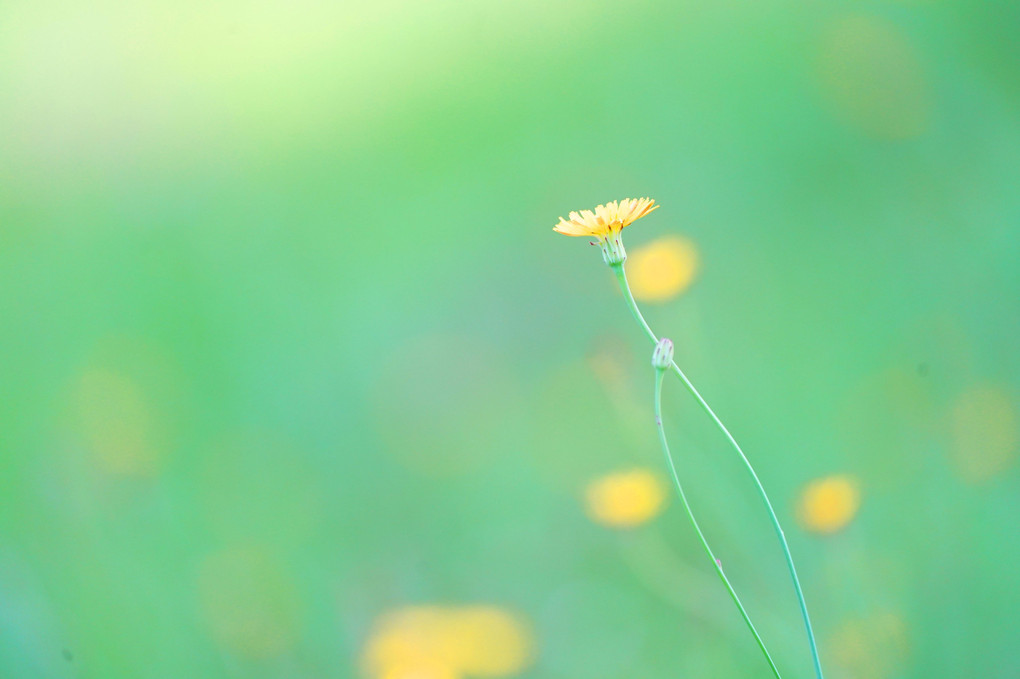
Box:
[612,262,824,679]
[654,369,782,678]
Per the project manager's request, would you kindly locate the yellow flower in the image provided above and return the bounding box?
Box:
[797,475,861,534]
[553,198,658,265]
[362,606,534,679]
[585,469,668,528]
[553,198,658,238]
[628,236,699,302]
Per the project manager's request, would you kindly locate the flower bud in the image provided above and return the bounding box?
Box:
[652,338,674,370]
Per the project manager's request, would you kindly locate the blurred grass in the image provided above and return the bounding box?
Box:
[1,0,1019,677]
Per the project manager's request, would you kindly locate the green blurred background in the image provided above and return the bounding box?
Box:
[1,0,1018,677]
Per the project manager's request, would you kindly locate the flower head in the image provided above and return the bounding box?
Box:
[553,198,658,265]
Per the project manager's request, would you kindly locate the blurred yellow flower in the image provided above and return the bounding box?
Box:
[818,14,930,139]
[950,384,1018,484]
[553,198,658,239]
[829,611,910,679]
[73,368,160,476]
[362,605,534,679]
[197,547,300,658]
[628,236,699,302]
[797,475,861,534]
[444,607,534,676]
[585,469,668,528]
[381,662,458,679]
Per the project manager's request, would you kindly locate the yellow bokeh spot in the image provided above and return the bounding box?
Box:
[445,607,533,676]
[829,611,910,679]
[197,547,301,658]
[73,368,159,476]
[381,662,459,679]
[627,236,699,303]
[362,606,533,679]
[585,469,668,528]
[818,14,930,139]
[797,475,861,534]
[950,385,1018,484]
[587,335,631,395]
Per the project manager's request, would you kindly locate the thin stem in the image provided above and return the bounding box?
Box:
[613,264,658,344]
[611,262,825,679]
[654,370,782,678]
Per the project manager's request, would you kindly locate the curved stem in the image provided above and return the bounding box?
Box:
[611,263,824,679]
[654,370,782,678]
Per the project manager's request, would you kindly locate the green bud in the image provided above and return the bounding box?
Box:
[652,338,674,370]
[598,232,627,266]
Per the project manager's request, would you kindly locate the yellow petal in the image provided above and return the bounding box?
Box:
[553,198,659,241]
[553,220,593,237]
